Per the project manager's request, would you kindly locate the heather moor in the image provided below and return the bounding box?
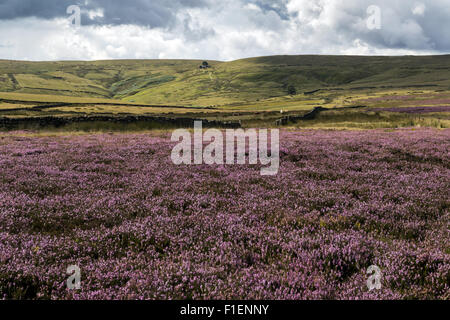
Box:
[0,1,449,302]
[0,129,448,299]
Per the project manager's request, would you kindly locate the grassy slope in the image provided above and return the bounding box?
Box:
[0,56,449,129]
[1,55,450,107]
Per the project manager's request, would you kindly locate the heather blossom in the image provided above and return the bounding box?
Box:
[0,129,448,300]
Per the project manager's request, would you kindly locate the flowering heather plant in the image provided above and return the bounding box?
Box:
[360,94,450,104]
[0,129,448,300]
[372,106,450,114]
[400,99,450,107]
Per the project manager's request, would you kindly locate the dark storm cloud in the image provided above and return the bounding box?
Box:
[0,0,207,27]
[329,0,450,52]
[0,0,70,20]
[418,5,450,51]
[249,0,290,20]
[0,0,449,61]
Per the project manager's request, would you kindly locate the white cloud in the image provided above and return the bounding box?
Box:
[412,3,426,16]
[0,0,448,61]
[86,8,105,20]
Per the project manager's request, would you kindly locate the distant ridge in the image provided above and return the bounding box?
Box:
[1,55,449,106]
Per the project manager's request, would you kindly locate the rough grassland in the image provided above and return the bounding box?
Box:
[0,129,448,300]
[1,56,450,130]
[1,55,450,106]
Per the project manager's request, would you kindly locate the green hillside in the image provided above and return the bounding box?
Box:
[1,55,450,107]
[1,55,449,130]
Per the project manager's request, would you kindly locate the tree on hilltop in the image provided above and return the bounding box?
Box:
[287,85,297,95]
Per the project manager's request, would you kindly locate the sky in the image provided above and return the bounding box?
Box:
[0,0,449,61]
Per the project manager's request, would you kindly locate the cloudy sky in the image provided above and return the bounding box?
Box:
[0,0,449,61]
